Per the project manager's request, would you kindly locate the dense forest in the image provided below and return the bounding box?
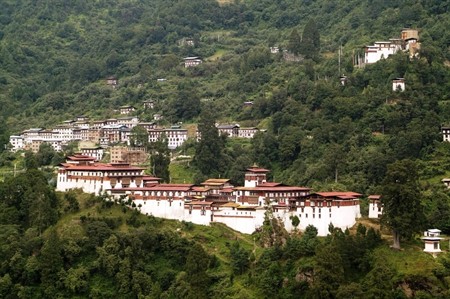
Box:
[1,0,450,297]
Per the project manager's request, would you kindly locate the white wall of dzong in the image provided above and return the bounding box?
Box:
[184,208,212,225]
[134,198,186,220]
[212,208,265,234]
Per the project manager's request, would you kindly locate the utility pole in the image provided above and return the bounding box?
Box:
[338,44,341,76]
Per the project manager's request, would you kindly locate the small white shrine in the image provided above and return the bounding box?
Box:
[392,78,405,92]
[422,229,443,256]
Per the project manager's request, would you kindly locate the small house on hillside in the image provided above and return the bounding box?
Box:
[119,105,136,115]
[143,100,155,109]
[368,195,383,218]
[106,76,118,88]
[422,229,443,256]
[184,57,202,68]
[392,78,405,92]
[442,126,450,142]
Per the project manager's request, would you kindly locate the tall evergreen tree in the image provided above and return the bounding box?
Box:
[130,126,149,148]
[193,105,226,179]
[150,134,170,183]
[287,29,302,55]
[300,19,320,59]
[381,159,425,249]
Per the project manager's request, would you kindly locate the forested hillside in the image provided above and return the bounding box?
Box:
[1,1,450,297]
[0,0,449,190]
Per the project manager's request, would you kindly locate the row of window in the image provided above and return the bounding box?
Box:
[300,213,332,219]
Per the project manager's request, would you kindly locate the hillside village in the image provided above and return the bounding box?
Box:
[8,102,261,158]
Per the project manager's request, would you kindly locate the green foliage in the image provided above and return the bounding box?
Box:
[149,134,171,183]
[300,19,320,60]
[130,125,149,148]
[229,241,250,275]
[381,159,425,249]
[193,104,228,179]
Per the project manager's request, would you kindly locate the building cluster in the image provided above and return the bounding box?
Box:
[216,124,261,138]
[355,28,421,67]
[56,157,361,236]
[8,115,188,153]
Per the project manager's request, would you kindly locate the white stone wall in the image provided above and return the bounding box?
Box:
[213,208,264,234]
[134,199,186,220]
[368,202,383,218]
[184,208,212,225]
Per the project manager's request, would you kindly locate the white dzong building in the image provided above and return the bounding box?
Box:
[56,155,145,195]
[56,161,362,236]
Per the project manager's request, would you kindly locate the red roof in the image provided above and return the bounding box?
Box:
[192,186,208,192]
[142,176,161,181]
[61,163,145,171]
[258,182,283,187]
[314,192,362,199]
[368,195,381,200]
[110,184,193,192]
[67,155,96,161]
[246,167,270,173]
[187,201,213,205]
[235,186,310,192]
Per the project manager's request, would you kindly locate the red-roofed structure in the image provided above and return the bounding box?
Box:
[57,160,362,236]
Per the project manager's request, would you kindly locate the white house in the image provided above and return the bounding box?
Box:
[364,41,402,64]
[9,135,24,152]
[368,195,383,218]
[442,178,450,188]
[184,57,202,68]
[80,147,104,161]
[422,229,443,255]
[119,106,136,115]
[238,127,259,138]
[441,127,450,142]
[392,78,405,92]
[217,124,240,138]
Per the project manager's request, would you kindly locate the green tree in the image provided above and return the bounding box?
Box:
[309,243,345,298]
[287,29,302,55]
[193,105,226,178]
[36,143,56,166]
[130,126,149,148]
[39,228,63,292]
[24,151,38,170]
[300,19,320,59]
[149,134,170,183]
[381,159,425,249]
[229,241,250,275]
